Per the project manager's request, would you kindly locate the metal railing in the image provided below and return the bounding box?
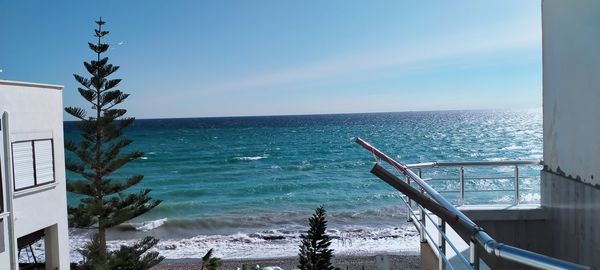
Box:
[405,160,543,206]
[356,137,590,270]
[399,183,472,270]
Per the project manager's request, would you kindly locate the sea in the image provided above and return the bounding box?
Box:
[62,109,543,261]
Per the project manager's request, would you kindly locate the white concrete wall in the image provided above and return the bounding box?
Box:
[542,1,600,267]
[0,80,69,269]
[0,223,8,266]
[543,0,600,186]
[0,115,11,266]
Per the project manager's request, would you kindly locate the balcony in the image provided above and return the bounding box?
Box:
[356,138,590,270]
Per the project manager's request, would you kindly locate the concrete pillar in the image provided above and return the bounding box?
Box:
[44,224,60,270]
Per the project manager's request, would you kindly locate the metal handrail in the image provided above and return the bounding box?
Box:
[423,209,472,268]
[410,158,541,206]
[356,138,477,227]
[406,160,542,169]
[356,137,591,270]
[404,198,468,270]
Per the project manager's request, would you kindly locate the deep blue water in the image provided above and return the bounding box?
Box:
[65,110,542,237]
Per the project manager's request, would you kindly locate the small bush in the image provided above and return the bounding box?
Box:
[298,206,339,270]
[201,248,222,270]
[74,235,164,270]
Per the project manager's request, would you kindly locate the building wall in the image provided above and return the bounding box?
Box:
[542,0,600,185]
[0,114,11,266]
[0,80,69,269]
[463,208,552,269]
[541,170,600,267]
[542,0,600,268]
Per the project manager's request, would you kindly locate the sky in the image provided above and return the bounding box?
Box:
[0,1,542,119]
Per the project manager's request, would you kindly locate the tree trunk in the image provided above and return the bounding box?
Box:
[98,227,107,261]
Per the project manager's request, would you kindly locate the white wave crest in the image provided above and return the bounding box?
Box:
[69,225,419,262]
[234,155,267,161]
[136,218,168,231]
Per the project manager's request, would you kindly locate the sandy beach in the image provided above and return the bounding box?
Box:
[152,255,420,270]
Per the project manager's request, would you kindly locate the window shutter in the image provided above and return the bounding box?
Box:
[34,140,54,184]
[12,141,35,190]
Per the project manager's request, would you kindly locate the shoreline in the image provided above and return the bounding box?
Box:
[153,254,420,270]
[68,223,421,262]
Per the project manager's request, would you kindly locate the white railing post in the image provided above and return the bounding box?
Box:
[419,205,426,243]
[418,169,427,242]
[459,166,465,205]
[514,165,520,205]
[407,175,412,222]
[438,217,446,270]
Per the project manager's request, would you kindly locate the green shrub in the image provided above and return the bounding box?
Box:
[201,248,222,270]
[74,235,163,270]
[298,206,339,270]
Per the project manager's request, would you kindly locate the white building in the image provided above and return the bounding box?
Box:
[0,80,70,269]
[540,0,600,266]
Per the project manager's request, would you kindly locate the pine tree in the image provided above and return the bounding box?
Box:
[66,17,162,263]
[298,206,338,270]
[201,248,222,270]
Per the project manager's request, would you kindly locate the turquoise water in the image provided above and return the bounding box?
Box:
[65,110,542,258]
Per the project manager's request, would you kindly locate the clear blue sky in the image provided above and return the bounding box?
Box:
[0,1,541,119]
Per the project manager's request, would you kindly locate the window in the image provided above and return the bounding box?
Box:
[34,140,54,185]
[12,139,55,191]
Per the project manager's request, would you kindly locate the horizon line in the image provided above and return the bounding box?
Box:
[63,107,542,122]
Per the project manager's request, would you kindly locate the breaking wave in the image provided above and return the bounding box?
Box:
[232,155,268,161]
[135,218,168,231]
[68,224,419,261]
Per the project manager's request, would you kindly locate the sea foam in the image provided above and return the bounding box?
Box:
[136,218,168,231]
[233,155,267,161]
[68,225,419,262]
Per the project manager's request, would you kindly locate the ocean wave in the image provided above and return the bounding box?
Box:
[136,218,168,231]
[121,206,410,237]
[232,155,268,161]
[68,224,419,261]
[129,214,308,234]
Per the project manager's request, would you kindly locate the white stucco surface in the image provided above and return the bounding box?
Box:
[0,80,69,269]
[543,0,600,186]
